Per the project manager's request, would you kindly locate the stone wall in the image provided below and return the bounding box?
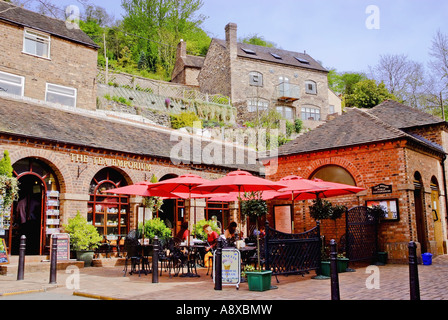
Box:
[0,21,98,110]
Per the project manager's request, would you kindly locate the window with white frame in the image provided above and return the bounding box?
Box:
[301,107,321,121]
[305,80,317,95]
[276,105,295,120]
[23,29,51,59]
[0,71,25,96]
[247,98,269,113]
[46,83,77,107]
[249,72,263,87]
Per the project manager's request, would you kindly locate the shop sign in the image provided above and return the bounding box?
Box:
[371,184,392,195]
[70,153,151,171]
[50,233,70,261]
[0,238,9,265]
[214,248,241,289]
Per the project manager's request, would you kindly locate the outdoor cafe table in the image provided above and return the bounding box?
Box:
[178,243,206,277]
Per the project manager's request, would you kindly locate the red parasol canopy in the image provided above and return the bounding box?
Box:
[104,184,177,198]
[192,170,287,194]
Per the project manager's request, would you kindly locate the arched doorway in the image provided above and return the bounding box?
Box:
[157,174,183,236]
[10,158,60,255]
[431,177,445,255]
[414,172,428,253]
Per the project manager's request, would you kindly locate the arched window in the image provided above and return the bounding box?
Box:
[305,80,317,95]
[301,106,321,121]
[311,165,356,186]
[88,168,130,237]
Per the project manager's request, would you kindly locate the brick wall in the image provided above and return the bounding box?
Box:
[264,139,447,262]
[0,21,98,110]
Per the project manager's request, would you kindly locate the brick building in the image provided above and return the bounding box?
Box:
[0,1,99,110]
[0,4,259,256]
[262,100,448,262]
[173,22,341,128]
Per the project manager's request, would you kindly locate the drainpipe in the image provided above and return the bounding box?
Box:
[441,155,448,225]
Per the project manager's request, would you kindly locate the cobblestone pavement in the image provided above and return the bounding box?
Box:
[1,255,448,301]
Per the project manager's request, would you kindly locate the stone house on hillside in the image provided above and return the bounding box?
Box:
[0,1,99,110]
[262,100,448,262]
[173,22,341,128]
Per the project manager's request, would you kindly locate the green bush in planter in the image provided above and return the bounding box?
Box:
[138,218,172,242]
[63,211,102,252]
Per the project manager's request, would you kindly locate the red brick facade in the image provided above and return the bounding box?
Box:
[264,137,447,263]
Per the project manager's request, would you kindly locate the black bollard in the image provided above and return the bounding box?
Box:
[409,241,420,300]
[49,235,57,284]
[330,239,340,300]
[214,237,223,291]
[152,236,159,284]
[17,235,26,281]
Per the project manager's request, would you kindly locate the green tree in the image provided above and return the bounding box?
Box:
[345,79,397,109]
[0,150,13,178]
[241,34,276,48]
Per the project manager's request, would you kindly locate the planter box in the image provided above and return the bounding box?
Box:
[320,261,331,277]
[245,271,272,291]
[377,252,388,265]
[337,258,349,273]
[76,250,94,267]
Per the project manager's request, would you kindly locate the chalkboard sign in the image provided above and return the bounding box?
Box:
[0,238,9,265]
[214,248,241,289]
[50,233,70,261]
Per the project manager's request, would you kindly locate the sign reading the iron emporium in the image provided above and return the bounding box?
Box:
[70,153,151,171]
[371,184,393,195]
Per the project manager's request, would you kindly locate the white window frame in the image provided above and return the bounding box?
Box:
[0,71,25,97]
[23,29,51,59]
[247,98,269,113]
[301,106,321,121]
[45,83,77,108]
[276,105,295,120]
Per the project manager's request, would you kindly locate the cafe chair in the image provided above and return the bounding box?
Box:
[123,230,145,277]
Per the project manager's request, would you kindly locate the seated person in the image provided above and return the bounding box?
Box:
[224,222,238,246]
[175,221,190,242]
[203,224,219,251]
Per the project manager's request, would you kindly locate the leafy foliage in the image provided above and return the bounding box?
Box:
[170,111,202,129]
[139,218,172,242]
[309,197,347,221]
[344,79,397,109]
[193,219,220,241]
[63,212,103,251]
[0,150,18,209]
[239,191,268,218]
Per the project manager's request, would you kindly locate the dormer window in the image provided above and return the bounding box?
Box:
[23,29,50,59]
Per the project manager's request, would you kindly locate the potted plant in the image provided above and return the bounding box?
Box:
[63,211,103,267]
[310,198,348,277]
[138,218,172,244]
[369,205,388,265]
[0,150,19,224]
[239,191,272,291]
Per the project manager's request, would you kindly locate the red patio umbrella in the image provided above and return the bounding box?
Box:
[145,174,214,235]
[193,170,287,231]
[105,184,178,198]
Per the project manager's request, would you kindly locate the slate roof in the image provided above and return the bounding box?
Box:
[270,104,446,159]
[0,97,261,173]
[184,55,205,69]
[0,1,99,49]
[214,39,327,73]
[367,100,445,129]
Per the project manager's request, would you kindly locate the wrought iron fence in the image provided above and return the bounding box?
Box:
[264,221,321,282]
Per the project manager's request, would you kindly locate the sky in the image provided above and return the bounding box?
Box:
[55,0,448,74]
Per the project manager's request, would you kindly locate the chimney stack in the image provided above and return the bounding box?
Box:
[177,39,187,60]
[225,23,237,59]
